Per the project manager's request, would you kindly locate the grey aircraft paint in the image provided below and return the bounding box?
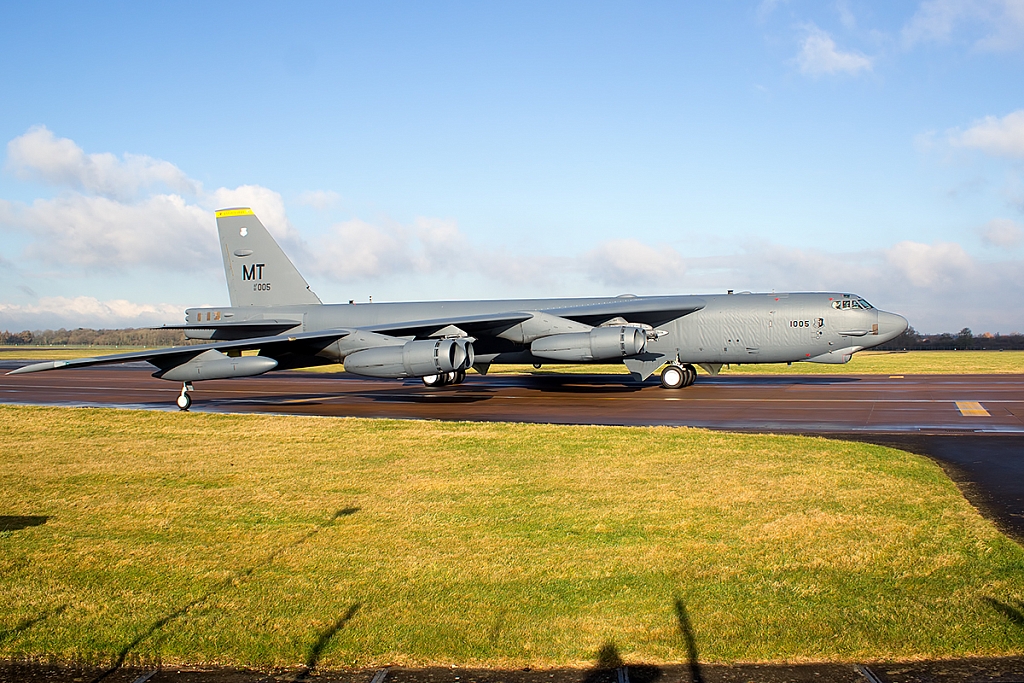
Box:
[9,208,908,408]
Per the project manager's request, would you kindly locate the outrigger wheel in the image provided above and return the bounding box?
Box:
[176,382,194,411]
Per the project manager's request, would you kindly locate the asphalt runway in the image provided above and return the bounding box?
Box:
[2,361,1021,432]
[2,361,1023,539]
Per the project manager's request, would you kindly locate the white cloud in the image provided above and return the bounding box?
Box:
[4,127,1022,333]
[903,0,1024,51]
[0,296,184,330]
[296,214,565,289]
[757,0,789,20]
[795,25,873,76]
[297,190,340,210]
[883,240,975,287]
[10,194,216,272]
[836,0,857,30]
[0,127,299,273]
[5,126,200,200]
[581,239,686,287]
[977,217,1024,247]
[308,218,411,280]
[950,109,1024,158]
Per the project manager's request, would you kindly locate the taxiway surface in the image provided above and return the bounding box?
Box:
[2,362,1023,538]
[1,362,1021,432]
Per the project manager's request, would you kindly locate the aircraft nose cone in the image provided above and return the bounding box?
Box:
[877,311,908,341]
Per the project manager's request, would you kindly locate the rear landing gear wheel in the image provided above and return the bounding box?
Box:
[454,369,466,384]
[660,364,684,389]
[422,374,444,387]
[682,364,697,387]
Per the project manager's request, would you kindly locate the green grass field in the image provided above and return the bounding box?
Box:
[2,406,1023,670]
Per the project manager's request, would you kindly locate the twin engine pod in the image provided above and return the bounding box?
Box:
[343,338,475,379]
[530,326,647,362]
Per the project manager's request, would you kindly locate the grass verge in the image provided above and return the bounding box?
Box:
[2,405,1023,669]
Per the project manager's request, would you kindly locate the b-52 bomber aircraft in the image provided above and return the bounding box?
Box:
[10,208,909,410]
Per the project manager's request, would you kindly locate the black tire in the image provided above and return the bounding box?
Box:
[454,370,466,384]
[422,374,444,387]
[661,364,684,389]
[683,364,697,387]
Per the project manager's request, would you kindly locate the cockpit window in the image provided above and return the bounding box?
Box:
[831,298,873,310]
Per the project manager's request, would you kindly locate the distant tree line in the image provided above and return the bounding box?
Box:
[0,328,193,347]
[876,327,1024,351]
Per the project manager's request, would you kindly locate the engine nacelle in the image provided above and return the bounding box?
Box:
[343,339,474,378]
[155,350,279,381]
[530,326,646,362]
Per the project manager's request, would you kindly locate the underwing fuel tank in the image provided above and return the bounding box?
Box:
[530,326,646,362]
[344,339,474,378]
[155,350,278,381]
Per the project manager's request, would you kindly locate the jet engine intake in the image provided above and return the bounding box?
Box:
[344,338,474,378]
[530,326,646,362]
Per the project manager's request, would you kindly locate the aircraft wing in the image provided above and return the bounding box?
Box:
[359,300,703,340]
[364,312,534,339]
[541,296,706,328]
[6,329,354,375]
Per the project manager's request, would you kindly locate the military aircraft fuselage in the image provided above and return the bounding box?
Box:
[9,207,908,409]
[183,290,906,369]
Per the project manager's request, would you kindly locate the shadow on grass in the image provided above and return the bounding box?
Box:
[673,597,704,683]
[582,643,661,683]
[92,508,359,683]
[582,642,623,683]
[986,596,1024,627]
[295,603,361,680]
[0,605,67,646]
[0,515,48,532]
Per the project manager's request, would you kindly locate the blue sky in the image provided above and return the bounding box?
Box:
[1,1,1023,333]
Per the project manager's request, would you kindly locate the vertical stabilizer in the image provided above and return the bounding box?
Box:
[216,208,322,307]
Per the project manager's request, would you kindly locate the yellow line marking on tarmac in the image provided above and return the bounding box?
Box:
[956,401,990,417]
[889,375,904,378]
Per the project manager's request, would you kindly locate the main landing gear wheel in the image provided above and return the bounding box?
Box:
[176,383,193,411]
[660,364,685,389]
[422,370,468,387]
[661,363,697,389]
